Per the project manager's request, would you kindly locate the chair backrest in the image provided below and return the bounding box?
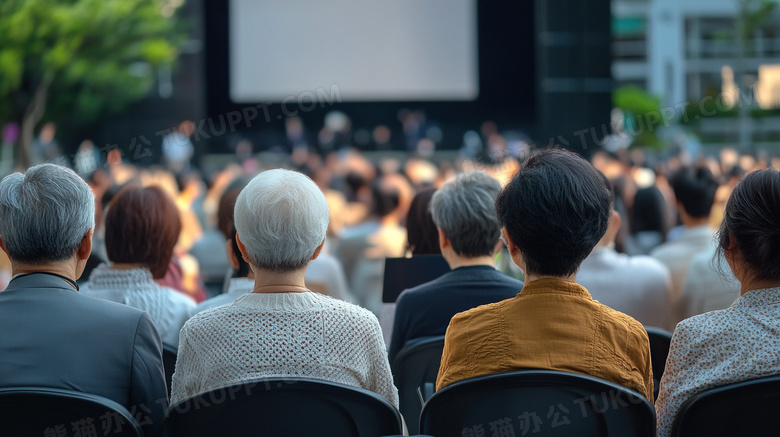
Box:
[420,370,655,437]
[671,374,780,437]
[164,377,403,437]
[0,387,143,437]
[644,326,672,399]
[391,335,445,435]
[162,344,178,397]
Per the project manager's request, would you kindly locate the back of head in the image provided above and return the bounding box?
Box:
[669,166,718,218]
[431,171,502,257]
[406,188,440,255]
[0,164,95,264]
[217,178,251,240]
[718,168,780,282]
[633,186,667,234]
[496,149,612,277]
[105,185,182,278]
[371,176,401,218]
[234,169,329,271]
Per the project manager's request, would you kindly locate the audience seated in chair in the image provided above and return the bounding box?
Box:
[0,164,167,437]
[379,187,441,345]
[578,177,673,329]
[170,169,398,408]
[655,168,780,437]
[81,185,195,349]
[435,149,654,402]
[388,171,522,362]
[650,166,719,330]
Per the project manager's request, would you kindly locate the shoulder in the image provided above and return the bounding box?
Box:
[159,285,197,308]
[650,241,683,259]
[624,255,672,280]
[674,309,732,340]
[322,294,380,324]
[76,292,149,328]
[598,301,648,339]
[450,298,507,327]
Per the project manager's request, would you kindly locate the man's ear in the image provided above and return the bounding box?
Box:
[226,239,240,269]
[76,228,93,261]
[0,236,9,260]
[437,228,450,251]
[311,238,326,261]
[235,233,251,264]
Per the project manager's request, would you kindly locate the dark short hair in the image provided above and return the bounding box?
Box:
[105,186,182,279]
[633,186,667,234]
[718,168,780,282]
[495,149,612,277]
[406,188,440,255]
[217,178,250,240]
[669,166,718,219]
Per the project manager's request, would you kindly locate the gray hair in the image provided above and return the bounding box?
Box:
[430,171,502,257]
[0,164,95,264]
[234,169,329,271]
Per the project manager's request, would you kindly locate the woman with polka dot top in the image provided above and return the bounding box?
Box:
[655,168,780,436]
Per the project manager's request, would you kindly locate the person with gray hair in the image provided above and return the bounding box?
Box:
[388,170,524,362]
[0,164,168,437]
[171,169,398,408]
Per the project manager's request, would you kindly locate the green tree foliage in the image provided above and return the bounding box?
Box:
[0,0,180,165]
[612,85,664,149]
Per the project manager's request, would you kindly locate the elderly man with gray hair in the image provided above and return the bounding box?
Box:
[388,170,523,362]
[0,164,168,437]
[171,169,398,407]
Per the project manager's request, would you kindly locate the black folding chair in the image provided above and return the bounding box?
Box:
[162,344,178,397]
[644,326,672,399]
[391,335,445,435]
[0,387,143,437]
[164,377,403,437]
[671,374,780,437]
[420,370,655,437]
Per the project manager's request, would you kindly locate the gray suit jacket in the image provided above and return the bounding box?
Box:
[0,273,168,437]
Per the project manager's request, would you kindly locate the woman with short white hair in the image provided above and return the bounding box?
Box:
[170,169,399,407]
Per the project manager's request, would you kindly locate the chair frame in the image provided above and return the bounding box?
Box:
[163,377,403,437]
[0,387,143,437]
[671,374,780,437]
[391,335,445,435]
[420,369,656,437]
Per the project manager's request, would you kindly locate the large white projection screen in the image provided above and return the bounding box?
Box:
[229,0,478,103]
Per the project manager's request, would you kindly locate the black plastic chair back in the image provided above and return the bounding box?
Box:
[391,336,445,435]
[671,374,780,437]
[0,387,143,437]
[164,377,403,437]
[162,344,178,397]
[420,370,655,437]
[644,326,672,399]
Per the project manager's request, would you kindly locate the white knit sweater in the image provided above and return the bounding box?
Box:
[170,291,399,407]
[81,265,196,348]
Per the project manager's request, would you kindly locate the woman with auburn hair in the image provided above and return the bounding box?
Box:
[82,185,195,349]
[655,168,780,436]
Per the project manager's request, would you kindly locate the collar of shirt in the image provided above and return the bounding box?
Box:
[519,277,592,299]
[679,225,716,242]
[732,287,780,308]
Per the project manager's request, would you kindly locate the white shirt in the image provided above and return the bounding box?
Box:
[577,246,673,329]
[655,287,780,437]
[305,253,354,303]
[81,265,195,349]
[171,291,399,407]
[650,226,717,318]
[679,249,740,323]
[191,277,254,316]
